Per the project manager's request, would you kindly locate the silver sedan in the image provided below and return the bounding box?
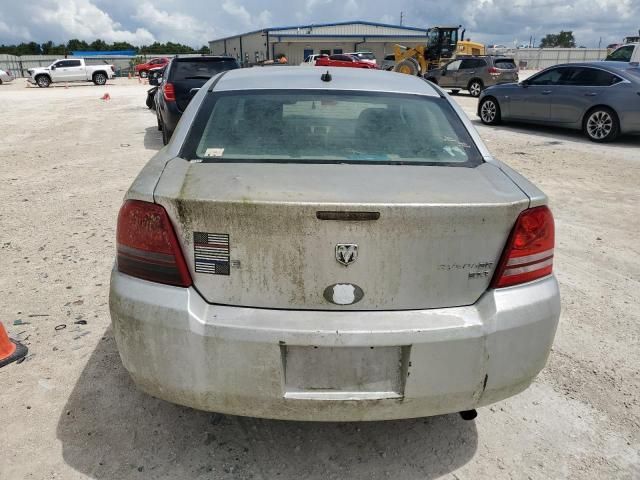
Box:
[478,62,640,142]
[110,67,560,421]
[0,68,14,84]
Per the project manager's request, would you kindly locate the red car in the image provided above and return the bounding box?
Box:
[135,57,169,78]
[315,54,377,69]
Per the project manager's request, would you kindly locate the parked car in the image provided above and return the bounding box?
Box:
[145,66,165,110]
[478,62,640,142]
[135,57,169,78]
[153,56,239,144]
[604,43,640,64]
[425,56,518,97]
[486,44,510,55]
[110,66,561,421]
[0,68,14,84]
[300,54,322,66]
[344,51,377,65]
[315,54,378,69]
[27,59,115,88]
[380,54,396,71]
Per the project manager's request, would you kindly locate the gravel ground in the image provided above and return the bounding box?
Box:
[0,77,638,480]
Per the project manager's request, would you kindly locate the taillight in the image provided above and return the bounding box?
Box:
[488,67,499,74]
[491,206,555,288]
[163,82,176,102]
[116,200,192,287]
[110,65,115,72]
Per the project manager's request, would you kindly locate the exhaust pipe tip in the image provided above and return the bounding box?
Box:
[459,409,477,421]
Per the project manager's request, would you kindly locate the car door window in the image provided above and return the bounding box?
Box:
[446,60,462,72]
[459,59,475,70]
[54,61,68,68]
[528,68,564,86]
[561,67,622,86]
[67,60,81,68]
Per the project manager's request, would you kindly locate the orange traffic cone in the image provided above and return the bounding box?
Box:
[0,322,27,368]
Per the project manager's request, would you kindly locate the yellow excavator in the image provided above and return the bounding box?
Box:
[393,26,485,76]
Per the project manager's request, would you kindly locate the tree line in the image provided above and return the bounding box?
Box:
[0,39,210,56]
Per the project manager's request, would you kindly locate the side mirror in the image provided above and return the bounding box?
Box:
[519,79,529,87]
[441,69,447,76]
[50,65,56,70]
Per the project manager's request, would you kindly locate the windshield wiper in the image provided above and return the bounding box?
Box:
[183,75,212,80]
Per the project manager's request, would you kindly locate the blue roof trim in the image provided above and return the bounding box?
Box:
[272,34,427,39]
[210,20,428,43]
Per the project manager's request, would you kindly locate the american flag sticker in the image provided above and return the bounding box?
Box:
[193,232,230,275]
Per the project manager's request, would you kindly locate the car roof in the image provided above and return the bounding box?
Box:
[550,61,633,72]
[211,67,442,96]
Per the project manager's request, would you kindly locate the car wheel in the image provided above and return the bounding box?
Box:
[161,121,171,145]
[468,80,483,97]
[140,70,148,78]
[583,107,619,143]
[146,92,155,110]
[36,75,50,88]
[93,73,107,85]
[0,79,3,85]
[479,97,501,125]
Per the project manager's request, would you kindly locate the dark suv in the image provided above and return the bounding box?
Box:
[425,56,518,97]
[154,56,239,144]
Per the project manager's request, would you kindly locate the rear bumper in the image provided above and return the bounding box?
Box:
[109,271,560,421]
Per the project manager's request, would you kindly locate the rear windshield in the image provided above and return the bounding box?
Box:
[605,45,634,62]
[494,59,517,69]
[170,58,238,81]
[181,90,482,166]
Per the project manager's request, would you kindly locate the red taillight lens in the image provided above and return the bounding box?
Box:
[116,200,192,287]
[488,67,499,74]
[163,82,176,102]
[491,206,555,288]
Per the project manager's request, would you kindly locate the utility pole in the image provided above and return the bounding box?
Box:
[598,37,602,49]
[400,11,403,26]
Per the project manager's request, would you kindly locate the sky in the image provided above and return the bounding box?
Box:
[0,0,638,48]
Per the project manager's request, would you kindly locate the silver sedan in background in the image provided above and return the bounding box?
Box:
[0,68,14,84]
[478,62,640,142]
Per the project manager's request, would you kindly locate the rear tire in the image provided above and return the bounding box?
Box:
[479,97,501,125]
[583,107,619,143]
[394,58,420,76]
[36,75,50,88]
[93,72,107,85]
[468,80,483,97]
[161,120,172,145]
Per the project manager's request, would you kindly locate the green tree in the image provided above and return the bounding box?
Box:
[540,31,576,48]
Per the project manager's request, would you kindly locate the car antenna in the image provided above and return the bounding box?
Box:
[321,70,332,82]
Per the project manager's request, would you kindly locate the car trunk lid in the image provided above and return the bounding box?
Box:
[154,161,529,310]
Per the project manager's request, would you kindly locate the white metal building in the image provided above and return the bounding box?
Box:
[209,21,429,65]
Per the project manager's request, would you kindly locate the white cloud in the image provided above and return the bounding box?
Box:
[222,0,272,29]
[133,2,214,45]
[30,0,154,45]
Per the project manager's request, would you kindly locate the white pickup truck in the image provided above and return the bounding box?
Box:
[27,58,116,88]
